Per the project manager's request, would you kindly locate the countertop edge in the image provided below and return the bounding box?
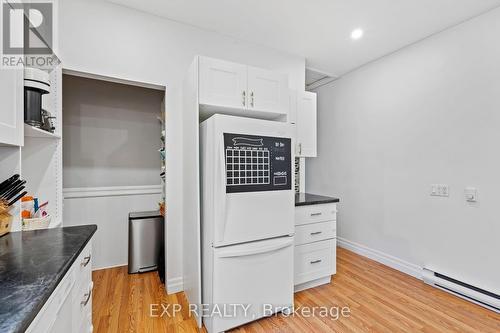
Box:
[18,225,97,333]
[294,193,340,206]
[295,198,340,206]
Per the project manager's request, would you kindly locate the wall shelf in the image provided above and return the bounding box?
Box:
[24,124,61,139]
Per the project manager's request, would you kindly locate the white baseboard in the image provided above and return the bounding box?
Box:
[92,263,128,271]
[337,237,422,280]
[167,277,183,294]
[93,265,183,295]
[294,276,331,293]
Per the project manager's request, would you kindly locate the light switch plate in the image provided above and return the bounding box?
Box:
[431,184,449,197]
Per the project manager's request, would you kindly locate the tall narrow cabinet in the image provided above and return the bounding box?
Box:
[290,90,317,157]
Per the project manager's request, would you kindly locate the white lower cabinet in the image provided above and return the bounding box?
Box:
[295,239,336,285]
[26,240,93,333]
[295,221,336,246]
[294,204,336,292]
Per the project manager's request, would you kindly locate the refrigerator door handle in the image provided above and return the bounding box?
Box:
[217,238,293,258]
[217,133,228,242]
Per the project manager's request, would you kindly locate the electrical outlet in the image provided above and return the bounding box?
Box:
[431,184,449,197]
[464,187,477,202]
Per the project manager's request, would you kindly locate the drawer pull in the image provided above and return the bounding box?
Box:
[310,231,323,236]
[310,259,322,264]
[81,288,92,306]
[310,212,322,217]
[81,254,91,267]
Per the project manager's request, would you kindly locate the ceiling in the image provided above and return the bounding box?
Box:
[105,0,500,77]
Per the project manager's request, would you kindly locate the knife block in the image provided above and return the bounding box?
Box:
[0,212,13,236]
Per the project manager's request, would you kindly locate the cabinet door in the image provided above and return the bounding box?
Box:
[296,91,317,157]
[247,66,288,115]
[0,69,23,146]
[50,293,73,333]
[199,56,247,109]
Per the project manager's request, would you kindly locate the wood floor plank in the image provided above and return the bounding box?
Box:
[92,248,500,332]
[337,258,499,333]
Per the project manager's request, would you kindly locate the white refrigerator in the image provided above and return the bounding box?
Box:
[200,114,294,333]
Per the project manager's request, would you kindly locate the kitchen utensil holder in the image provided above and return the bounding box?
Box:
[0,213,13,236]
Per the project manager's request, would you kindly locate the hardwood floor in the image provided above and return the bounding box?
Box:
[92,248,500,332]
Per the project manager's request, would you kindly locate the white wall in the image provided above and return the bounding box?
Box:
[63,75,163,188]
[63,190,161,269]
[59,0,305,291]
[308,8,500,295]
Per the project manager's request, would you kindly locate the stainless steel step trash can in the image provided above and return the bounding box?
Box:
[128,210,163,274]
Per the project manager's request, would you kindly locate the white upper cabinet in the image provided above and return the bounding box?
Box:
[197,56,288,120]
[247,66,288,115]
[294,91,317,157]
[199,57,247,109]
[0,69,24,146]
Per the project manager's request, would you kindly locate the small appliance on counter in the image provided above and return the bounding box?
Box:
[24,67,51,128]
[128,211,164,277]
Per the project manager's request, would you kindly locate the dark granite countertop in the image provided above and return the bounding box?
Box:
[0,225,97,333]
[295,193,340,206]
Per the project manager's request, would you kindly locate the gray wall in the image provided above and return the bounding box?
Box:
[63,75,163,188]
[307,8,500,294]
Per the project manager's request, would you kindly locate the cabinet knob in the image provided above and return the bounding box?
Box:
[250,91,254,107]
[310,231,322,236]
[310,212,322,217]
[242,91,246,106]
[310,259,322,264]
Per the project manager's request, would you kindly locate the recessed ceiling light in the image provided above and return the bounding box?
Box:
[350,28,364,40]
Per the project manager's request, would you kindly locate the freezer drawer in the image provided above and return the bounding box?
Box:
[205,237,294,333]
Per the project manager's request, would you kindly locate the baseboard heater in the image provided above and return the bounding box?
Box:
[423,268,500,313]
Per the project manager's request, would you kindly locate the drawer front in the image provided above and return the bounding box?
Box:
[295,221,335,246]
[73,241,93,331]
[295,203,337,226]
[294,239,335,285]
[73,280,93,331]
[75,241,92,290]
